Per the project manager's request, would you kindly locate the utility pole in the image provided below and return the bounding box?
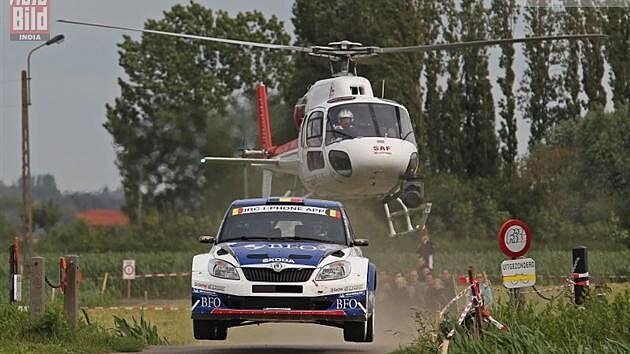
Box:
[20,34,65,264]
[21,69,33,265]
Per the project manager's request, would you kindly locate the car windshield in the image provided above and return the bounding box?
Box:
[219,205,347,245]
[325,102,416,145]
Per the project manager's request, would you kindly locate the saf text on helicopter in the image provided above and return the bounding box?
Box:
[59,19,605,236]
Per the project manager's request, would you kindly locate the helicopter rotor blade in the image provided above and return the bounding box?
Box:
[379,34,606,54]
[58,19,312,53]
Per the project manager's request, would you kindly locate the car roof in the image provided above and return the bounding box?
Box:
[230,197,344,209]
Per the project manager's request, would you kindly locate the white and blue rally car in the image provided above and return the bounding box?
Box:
[191,197,376,342]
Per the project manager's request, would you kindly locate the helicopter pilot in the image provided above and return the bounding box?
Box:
[332,109,360,140]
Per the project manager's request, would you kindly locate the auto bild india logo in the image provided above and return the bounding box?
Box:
[9,0,50,41]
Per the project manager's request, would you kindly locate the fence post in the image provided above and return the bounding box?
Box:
[9,238,20,303]
[64,255,79,326]
[30,257,45,318]
[572,246,589,305]
[9,244,15,302]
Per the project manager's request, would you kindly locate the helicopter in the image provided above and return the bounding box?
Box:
[59,19,604,237]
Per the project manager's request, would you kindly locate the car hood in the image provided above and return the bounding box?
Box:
[222,242,346,267]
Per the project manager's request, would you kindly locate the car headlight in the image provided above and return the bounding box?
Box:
[315,261,351,281]
[208,259,240,280]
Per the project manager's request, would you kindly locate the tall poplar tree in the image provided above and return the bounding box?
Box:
[520,6,558,146]
[604,6,630,108]
[491,0,519,175]
[460,0,498,177]
[422,1,444,171]
[437,0,465,176]
[560,6,583,120]
[581,5,607,110]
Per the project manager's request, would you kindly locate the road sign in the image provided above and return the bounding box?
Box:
[122,259,135,280]
[501,258,536,288]
[497,219,531,258]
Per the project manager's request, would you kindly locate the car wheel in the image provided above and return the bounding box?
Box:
[343,320,366,342]
[193,320,228,340]
[214,323,228,340]
[364,314,374,342]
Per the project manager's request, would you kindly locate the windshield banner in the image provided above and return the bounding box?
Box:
[232,205,333,216]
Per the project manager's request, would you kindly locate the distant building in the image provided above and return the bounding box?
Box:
[76,209,130,227]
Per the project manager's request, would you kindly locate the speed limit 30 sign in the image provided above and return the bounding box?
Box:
[497,219,531,258]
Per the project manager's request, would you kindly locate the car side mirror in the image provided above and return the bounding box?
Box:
[353,238,369,247]
[199,235,215,244]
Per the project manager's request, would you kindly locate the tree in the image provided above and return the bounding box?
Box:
[491,0,519,175]
[580,5,607,110]
[604,6,630,108]
[575,105,630,198]
[32,174,61,201]
[520,6,559,145]
[436,0,465,176]
[560,6,583,120]
[33,200,61,233]
[105,3,292,217]
[460,0,498,177]
[422,1,444,171]
[0,212,16,244]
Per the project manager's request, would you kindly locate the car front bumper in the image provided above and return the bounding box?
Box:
[191,287,369,323]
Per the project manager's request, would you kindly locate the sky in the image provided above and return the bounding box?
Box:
[0,0,293,192]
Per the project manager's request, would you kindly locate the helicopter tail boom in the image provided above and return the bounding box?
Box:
[256,83,274,152]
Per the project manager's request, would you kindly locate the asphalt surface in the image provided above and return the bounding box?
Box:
[130,302,417,354]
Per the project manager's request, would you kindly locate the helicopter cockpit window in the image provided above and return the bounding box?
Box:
[306,112,324,147]
[326,103,415,145]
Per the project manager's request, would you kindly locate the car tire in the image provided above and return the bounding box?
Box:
[343,320,366,342]
[364,314,374,342]
[193,320,228,340]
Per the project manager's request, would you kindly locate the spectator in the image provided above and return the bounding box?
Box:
[424,272,437,309]
[377,271,393,301]
[416,229,435,271]
[394,272,409,301]
[407,270,421,299]
[433,278,450,309]
[478,272,494,307]
[441,269,455,298]
[415,256,428,281]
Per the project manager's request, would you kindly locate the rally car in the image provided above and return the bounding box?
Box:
[191,197,376,342]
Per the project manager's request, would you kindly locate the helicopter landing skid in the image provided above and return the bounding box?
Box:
[383,198,432,237]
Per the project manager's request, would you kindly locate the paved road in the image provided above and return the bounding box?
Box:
[130,301,417,354]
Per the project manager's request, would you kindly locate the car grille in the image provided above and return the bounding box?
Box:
[226,296,334,310]
[242,267,314,282]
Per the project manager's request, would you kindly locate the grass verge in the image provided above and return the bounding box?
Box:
[0,303,168,354]
[393,288,630,353]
